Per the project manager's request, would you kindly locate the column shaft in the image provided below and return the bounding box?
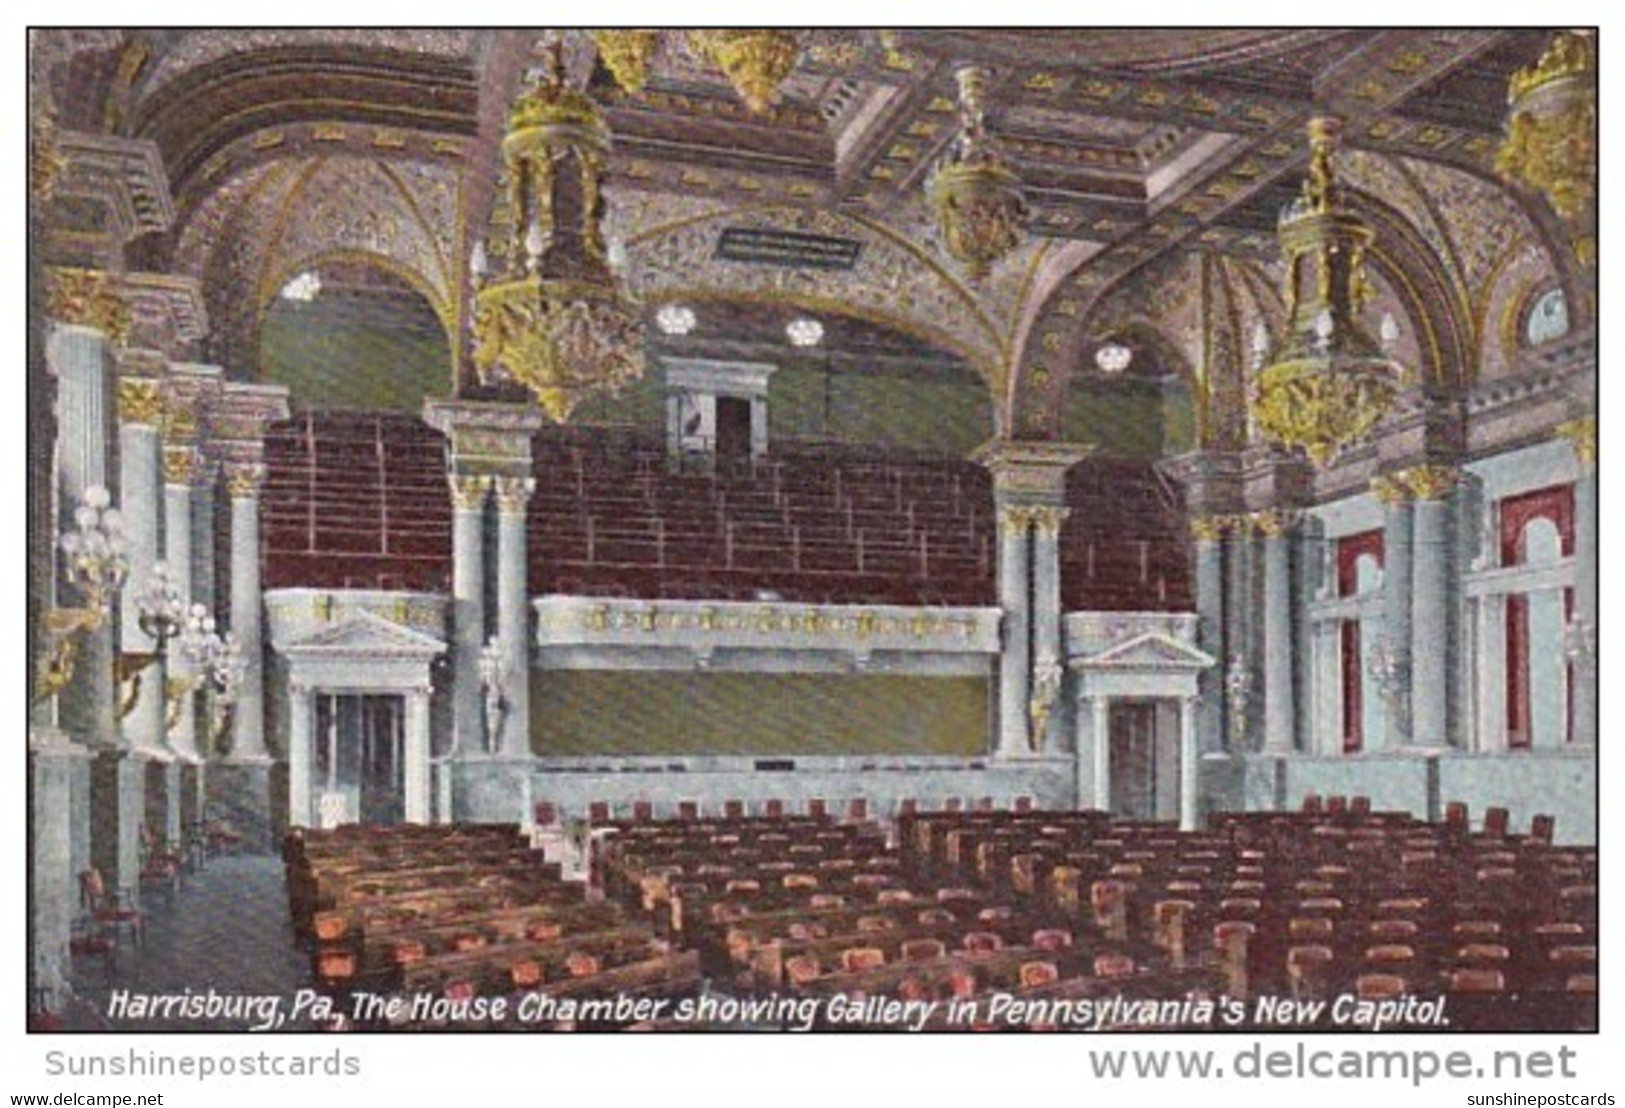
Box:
[996,508,1032,757]
[227,470,268,761]
[1378,484,1413,748]
[1092,694,1112,812]
[1192,522,1225,754]
[1261,520,1296,753]
[1179,696,1200,831]
[404,688,431,823]
[450,477,488,755]
[495,479,533,758]
[1571,465,1597,745]
[164,477,198,759]
[119,418,165,753]
[1029,508,1066,753]
[1409,485,1454,748]
[287,684,312,828]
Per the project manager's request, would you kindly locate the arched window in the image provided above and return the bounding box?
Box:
[1501,486,1575,749]
[1523,287,1570,348]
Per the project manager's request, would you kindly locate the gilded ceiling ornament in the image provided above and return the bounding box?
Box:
[1250,117,1405,466]
[1497,31,1595,230]
[1399,464,1459,502]
[592,30,658,95]
[926,66,1027,282]
[47,268,131,345]
[116,377,165,427]
[31,106,66,201]
[1556,417,1596,469]
[688,30,800,115]
[471,43,645,423]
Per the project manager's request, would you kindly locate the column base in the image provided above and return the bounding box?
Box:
[452,755,534,824]
[89,748,145,893]
[206,759,283,854]
[29,730,94,1001]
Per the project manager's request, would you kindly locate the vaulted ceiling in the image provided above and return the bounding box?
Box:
[37,28,1590,441]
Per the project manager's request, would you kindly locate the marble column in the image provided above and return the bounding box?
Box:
[1222,514,1255,749]
[449,474,490,756]
[404,684,432,824]
[225,462,268,762]
[993,505,1034,757]
[1179,694,1200,831]
[1561,420,1597,746]
[1191,516,1226,754]
[286,681,313,829]
[1092,693,1112,812]
[1258,510,1296,754]
[1029,506,1068,753]
[117,378,167,756]
[1373,474,1413,748]
[163,448,199,762]
[494,477,534,758]
[1405,466,1457,749]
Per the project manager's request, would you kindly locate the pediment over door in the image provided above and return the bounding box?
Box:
[1075,631,1214,672]
[281,610,446,661]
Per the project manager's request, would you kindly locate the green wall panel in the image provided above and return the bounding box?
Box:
[261,294,451,413]
[531,670,988,756]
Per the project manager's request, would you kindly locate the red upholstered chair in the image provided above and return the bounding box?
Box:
[392,940,427,967]
[942,796,964,813]
[962,931,1004,953]
[974,796,995,813]
[510,960,543,989]
[722,799,745,820]
[855,915,896,934]
[588,801,612,824]
[677,800,699,821]
[527,921,562,942]
[1020,960,1060,988]
[918,907,955,926]
[1093,953,1136,978]
[1301,794,1324,814]
[895,797,918,818]
[533,801,559,826]
[78,868,142,946]
[632,800,654,822]
[901,938,946,962]
[809,893,845,909]
[806,798,828,821]
[139,825,184,891]
[840,947,886,973]
[1013,795,1035,813]
[565,951,600,977]
[1356,973,1407,1000]
[1482,806,1510,837]
[1444,801,1470,832]
[1324,795,1348,815]
[1530,814,1556,844]
[1287,945,1335,999]
[1290,917,1335,942]
[785,956,822,986]
[787,922,828,941]
[1447,967,1505,994]
[948,968,978,999]
[876,888,913,905]
[846,798,869,822]
[763,799,785,818]
[1032,929,1073,952]
[1349,795,1372,816]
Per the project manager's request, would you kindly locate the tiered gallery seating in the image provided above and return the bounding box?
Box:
[259,412,1189,611]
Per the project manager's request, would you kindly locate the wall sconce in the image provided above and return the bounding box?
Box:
[36,486,128,703]
[479,636,513,753]
[176,602,245,752]
[1365,634,1406,708]
[786,317,824,348]
[116,561,187,720]
[1562,616,1596,675]
[1028,654,1064,752]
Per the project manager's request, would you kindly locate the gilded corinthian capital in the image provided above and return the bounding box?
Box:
[1399,464,1459,502]
[493,475,535,515]
[448,473,492,511]
[116,377,165,426]
[1556,417,1596,470]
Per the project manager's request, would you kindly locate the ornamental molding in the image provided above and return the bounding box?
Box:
[53,130,174,241]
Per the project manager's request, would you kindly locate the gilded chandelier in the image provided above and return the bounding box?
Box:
[471,43,645,423]
[927,66,1027,282]
[1497,30,1595,264]
[687,31,801,115]
[1250,117,1406,466]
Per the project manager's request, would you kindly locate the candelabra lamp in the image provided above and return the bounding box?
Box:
[116,561,188,720]
[36,486,128,702]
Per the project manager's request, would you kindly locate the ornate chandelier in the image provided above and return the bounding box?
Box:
[926,66,1027,282]
[471,43,645,423]
[1250,117,1406,466]
[592,30,658,94]
[687,30,801,115]
[1497,30,1595,264]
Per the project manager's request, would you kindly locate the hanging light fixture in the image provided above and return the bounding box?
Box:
[1496,30,1595,265]
[471,40,645,423]
[1094,340,1133,375]
[592,30,659,94]
[927,65,1027,282]
[1250,117,1406,467]
[688,30,801,115]
[655,303,697,336]
[786,317,824,347]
